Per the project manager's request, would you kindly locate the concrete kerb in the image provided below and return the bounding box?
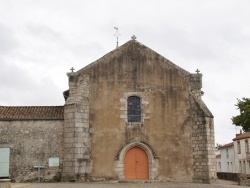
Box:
[0,179,11,188]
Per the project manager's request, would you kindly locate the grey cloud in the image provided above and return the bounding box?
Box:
[0,62,64,106]
[0,23,18,55]
[26,23,63,42]
[0,62,36,90]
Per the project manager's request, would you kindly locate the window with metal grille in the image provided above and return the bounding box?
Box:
[127,96,141,123]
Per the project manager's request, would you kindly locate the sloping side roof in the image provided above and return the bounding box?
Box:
[0,106,64,121]
[219,142,234,149]
[77,39,190,76]
[233,132,250,141]
[191,93,214,118]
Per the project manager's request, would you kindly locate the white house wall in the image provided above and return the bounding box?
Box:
[219,147,235,173]
[234,139,250,174]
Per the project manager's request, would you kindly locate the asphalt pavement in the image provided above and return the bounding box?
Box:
[10,180,244,188]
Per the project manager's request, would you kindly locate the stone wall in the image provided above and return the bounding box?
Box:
[0,120,63,182]
[217,172,238,181]
[62,73,91,181]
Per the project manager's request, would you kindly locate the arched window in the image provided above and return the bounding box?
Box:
[127,96,141,122]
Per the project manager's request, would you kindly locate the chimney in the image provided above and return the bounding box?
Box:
[236,129,243,137]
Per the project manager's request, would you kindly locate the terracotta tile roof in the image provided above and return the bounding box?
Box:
[218,142,234,149]
[0,106,64,121]
[233,132,250,141]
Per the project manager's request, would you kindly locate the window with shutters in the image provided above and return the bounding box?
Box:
[237,141,241,154]
[127,96,141,123]
[245,140,249,153]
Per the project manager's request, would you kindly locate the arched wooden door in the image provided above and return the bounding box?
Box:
[124,147,149,179]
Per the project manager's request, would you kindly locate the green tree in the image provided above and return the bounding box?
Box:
[232,98,250,131]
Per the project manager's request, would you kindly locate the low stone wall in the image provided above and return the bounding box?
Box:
[237,174,250,186]
[217,172,250,186]
[217,172,239,181]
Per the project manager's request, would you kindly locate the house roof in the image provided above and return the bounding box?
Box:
[233,132,250,141]
[218,142,234,149]
[0,106,64,121]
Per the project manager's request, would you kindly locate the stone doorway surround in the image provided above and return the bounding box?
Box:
[115,142,159,180]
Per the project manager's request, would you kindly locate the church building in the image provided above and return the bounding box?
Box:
[0,38,217,183]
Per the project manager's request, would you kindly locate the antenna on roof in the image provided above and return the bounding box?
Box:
[114,27,120,49]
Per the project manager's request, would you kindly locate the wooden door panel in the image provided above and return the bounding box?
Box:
[124,148,136,179]
[124,147,149,179]
[135,148,148,179]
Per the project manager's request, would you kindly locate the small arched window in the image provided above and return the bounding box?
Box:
[127,96,141,123]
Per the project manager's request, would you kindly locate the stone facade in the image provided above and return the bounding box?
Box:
[0,39,217,183]
[62,39,217,183]
[0,120,63,182]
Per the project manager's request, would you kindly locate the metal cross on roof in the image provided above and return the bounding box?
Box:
[70,67,75,72]
[114,27,121,49]
[196,69,200,74]
[131,35,137,40]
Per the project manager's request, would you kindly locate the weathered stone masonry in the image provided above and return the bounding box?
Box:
[190,73,217,183]
[0,119,64,182]
[63,72,91,180]
[61,39,217,183]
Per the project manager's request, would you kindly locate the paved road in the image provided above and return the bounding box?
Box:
[11,180,245,188]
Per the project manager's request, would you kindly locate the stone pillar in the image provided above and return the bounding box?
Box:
[62,72,91,181]
[190,70,217,183]
[190,71,203,100]
[191,109,217,183]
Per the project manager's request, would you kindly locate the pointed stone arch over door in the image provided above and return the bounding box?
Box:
[125,147,149,179]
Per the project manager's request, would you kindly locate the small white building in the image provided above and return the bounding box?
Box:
[233,132,250,174]
[217,142,235,173]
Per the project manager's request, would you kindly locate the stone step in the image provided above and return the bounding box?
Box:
[119,179,162,183]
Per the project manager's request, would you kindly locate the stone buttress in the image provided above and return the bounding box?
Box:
[62,71,91,181]
[190,72,217,183]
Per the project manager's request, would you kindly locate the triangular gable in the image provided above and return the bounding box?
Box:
[77,39,190,76]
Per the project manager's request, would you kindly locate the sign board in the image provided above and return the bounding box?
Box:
[49,157,59,167]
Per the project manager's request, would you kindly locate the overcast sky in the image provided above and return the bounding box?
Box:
[0,0,250,145]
